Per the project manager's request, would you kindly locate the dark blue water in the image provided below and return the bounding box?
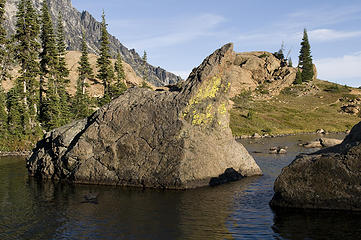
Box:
[1,134,361,239]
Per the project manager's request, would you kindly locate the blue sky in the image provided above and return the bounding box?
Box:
[72,0,361,87]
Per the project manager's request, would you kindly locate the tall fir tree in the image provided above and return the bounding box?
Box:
[110,52,127,98]
[0,87,7,139]
[73,32,93,119]
[39,0,61,130]
[0,0,13,83]
[96,11,114,105]
[288,57,293,67]
[56,13,71,126]
[6,87,23,138]
[140,51,151,88]
[298,29,314,82]
[13,0,40,135]
[0,0,8,139]
[142,50,148,81]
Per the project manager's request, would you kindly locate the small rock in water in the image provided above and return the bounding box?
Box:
[269,146,287,154]
[316,129,326,134]
[320,138,343,147]
[82,192,99,204]
[303,140,322,148]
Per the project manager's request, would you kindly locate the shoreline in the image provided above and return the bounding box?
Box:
[0,130,349,157]
[0,151,31,157]
[235,130,349,140]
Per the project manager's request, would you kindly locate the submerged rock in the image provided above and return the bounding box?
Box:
[270,121,361,210]
[27,43,262,189]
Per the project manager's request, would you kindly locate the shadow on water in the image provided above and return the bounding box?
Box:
[2,133,361,239]
[272,208,361,240]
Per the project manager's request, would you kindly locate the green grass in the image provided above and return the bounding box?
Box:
[230,80,361,136]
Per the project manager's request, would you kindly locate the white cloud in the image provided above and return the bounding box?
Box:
[281,6,361,30]
[121,13,226,50]
[315,52,361,86]
[308,29,361,41]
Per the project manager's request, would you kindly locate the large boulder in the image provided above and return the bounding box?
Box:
[27,43,262,189]
[270,121,361,210]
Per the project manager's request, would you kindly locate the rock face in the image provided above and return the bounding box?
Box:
[227,51,298,98]
[4,0,181,86]
[271,121,361,210]
[26,43,262,189]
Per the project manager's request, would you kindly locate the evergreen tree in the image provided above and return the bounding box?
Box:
[294,68,302,84]
[13,0,40,135]
[288,57,293,67]
[39,0,61,130]
[298,29,314,82]
[0,0,8,139]
[6,87,23,138]
[73,32,93,119]
[110,52,127,98]
[0,0,13,83]
[56,13,71,126]
[96,11,114,105]
[142,50,148,81]
[141,50,150,87]
[0,87,7,138]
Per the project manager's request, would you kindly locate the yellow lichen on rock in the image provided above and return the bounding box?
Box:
[189,76,222,106]
[192,105,214,126]
[218,103,227,115]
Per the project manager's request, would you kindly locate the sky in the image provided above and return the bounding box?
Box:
[72,0,361,87]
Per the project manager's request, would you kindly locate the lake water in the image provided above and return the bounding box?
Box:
[1,134,361,239]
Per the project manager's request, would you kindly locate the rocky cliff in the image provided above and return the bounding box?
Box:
[270,121,361,210]
[4,0,181,86]
[26,43,262,189]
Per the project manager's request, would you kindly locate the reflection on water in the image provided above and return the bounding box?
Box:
[1,133,360,239]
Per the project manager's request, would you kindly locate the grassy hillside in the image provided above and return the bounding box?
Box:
[230,79,361,136]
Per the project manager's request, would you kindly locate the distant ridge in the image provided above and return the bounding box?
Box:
[4,0,182,86]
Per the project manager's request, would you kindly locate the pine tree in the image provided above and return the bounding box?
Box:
[288,57,293,67]
[0,0,13,83]
[142,50,148,81]
[6,87,23,138]
[0,0,8,139]
[39,0,61,130]
[141,51,151,87]
[13,0,40,135]
[96,11,114,105]
[56,13,71,126]
[110,52,127,98]
[298,29,314,82]
[73,32,93,119]
[294,68,302,85]
[0,87,7,138]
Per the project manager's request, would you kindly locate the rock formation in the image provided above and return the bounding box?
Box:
[26,43,262,189]
[226,51,298,98]
[4,0,181,86]
[270,121,361,210]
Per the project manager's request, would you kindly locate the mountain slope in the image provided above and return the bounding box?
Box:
[4,0,181,86]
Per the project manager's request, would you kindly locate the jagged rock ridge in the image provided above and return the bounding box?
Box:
[4,0,181,86]
[26,43,262,189]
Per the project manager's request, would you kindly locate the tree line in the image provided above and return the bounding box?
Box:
[0,0,128,150]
